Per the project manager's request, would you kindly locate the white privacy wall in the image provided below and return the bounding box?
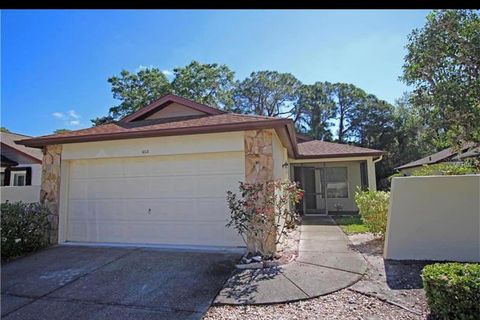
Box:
[1,186,41,203]
[384,175,480,262]
[1,163,42,203]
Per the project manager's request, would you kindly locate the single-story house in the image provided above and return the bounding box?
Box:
[396,143,480,176]
[1,131,43,203]
[18,94,383,248]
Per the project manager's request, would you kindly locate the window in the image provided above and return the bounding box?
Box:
[0,172,4,186]
[326,167,348,198]
[12,171,27,186]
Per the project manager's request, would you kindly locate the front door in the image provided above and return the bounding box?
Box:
[301,167,327,215]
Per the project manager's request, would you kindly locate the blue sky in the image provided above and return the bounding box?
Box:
[1,10,430,136]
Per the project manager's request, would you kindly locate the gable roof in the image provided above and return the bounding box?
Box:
[396,143,480,170]
[1,131,43,163]
[297,140,383,158]
[17,113,292,148]
[17,94,384,160]
[120,94,225,123]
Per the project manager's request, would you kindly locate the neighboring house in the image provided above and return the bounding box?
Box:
[1,131,43,203]
[18,94,383,248]
[396,143,480,176]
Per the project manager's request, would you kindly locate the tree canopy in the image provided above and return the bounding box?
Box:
[295,82,336,141]
[401,9,480,149]
[91,68,171,125]
[232,71,301,117]
[171,61,235,109]
[88,10,480,189]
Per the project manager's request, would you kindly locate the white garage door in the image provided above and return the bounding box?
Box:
[66,152,244,247]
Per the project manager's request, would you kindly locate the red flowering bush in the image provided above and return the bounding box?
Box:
[226,179,304,258]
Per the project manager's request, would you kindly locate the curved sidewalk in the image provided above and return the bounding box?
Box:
[214,216,367,305]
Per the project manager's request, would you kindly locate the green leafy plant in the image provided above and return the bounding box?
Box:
[1,202,52,261]
[422,263,480,320]
[354,188,390,238]
[411,162,480,176]
[226,179,304,258]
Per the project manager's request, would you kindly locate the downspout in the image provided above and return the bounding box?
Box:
[373,155,383,164]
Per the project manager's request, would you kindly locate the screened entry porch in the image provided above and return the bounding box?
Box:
[291,159,377,215]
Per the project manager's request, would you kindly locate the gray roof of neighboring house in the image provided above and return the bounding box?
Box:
[396,143,480,170]
[0,131,43,162]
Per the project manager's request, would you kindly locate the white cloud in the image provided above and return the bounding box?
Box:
[136,65,148,71]
[68,110,80,119]
[162,70,173,77]
[52,112,65,119]
[52,109,82,128]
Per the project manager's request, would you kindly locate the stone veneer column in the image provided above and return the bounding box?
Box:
[40,144,62,244]
[244,130,274,184]
[244,130,276,254]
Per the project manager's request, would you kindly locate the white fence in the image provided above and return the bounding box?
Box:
[384,175,480,262]
[1,186,41,204]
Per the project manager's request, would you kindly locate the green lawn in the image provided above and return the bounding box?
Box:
[333,215,369,234]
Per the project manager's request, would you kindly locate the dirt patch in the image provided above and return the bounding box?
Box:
[348,233,384,255]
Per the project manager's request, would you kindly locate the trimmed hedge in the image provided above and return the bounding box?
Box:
[422,263,480,320]
[1,202,51,261]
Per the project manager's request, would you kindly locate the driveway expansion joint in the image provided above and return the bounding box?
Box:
[278,271,311,298]
[294,259,366,276]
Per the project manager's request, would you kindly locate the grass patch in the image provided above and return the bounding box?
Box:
[333,215,369,234]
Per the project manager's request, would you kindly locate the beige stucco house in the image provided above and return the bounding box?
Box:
[18,94,383,248]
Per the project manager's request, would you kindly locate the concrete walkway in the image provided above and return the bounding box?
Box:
[214,216,367,305]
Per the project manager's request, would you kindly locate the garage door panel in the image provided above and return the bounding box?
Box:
[66,152,245,247]
[69,153,244,179]
[68,220,241,246]
[68,175,242,200]
[68,198,230,222]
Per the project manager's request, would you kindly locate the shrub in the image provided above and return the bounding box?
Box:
[226,179,303,258]
[1,202,52,261]
[411,162,480,176]
[422,263,480,320]
[354,188,390,238]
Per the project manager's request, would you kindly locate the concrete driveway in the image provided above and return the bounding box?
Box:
[1,245,241,320]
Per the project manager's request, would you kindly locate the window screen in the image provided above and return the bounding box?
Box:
[326,167,348,198]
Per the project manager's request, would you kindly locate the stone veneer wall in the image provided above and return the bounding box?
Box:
[40,144,62,244]
[244,130,276,253]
